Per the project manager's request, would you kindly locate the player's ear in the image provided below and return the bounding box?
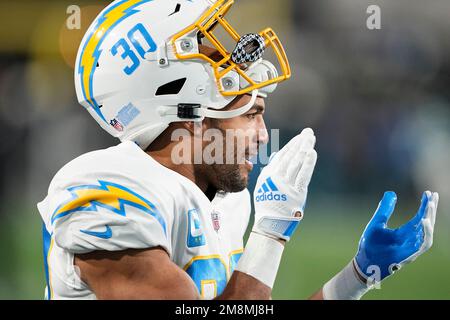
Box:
[182,121,194,134]
[182,120,210,136]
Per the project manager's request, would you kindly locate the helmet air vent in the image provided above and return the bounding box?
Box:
[155,78,187,96]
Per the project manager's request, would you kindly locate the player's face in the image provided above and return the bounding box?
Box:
[203,94,269,192]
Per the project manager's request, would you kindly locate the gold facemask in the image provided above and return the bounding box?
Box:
[171,0,291,96]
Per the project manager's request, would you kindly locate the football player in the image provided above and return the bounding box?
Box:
[38,0,439,300]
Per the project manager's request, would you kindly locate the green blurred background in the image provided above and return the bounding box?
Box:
[0,0,449,299]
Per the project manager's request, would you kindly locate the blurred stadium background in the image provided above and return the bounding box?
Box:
[0,0,449,299]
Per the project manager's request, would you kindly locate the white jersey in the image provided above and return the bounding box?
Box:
[37,141,251,300]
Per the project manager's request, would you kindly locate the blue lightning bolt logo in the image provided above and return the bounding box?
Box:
[51,180,166,235]
[77,0,153,122]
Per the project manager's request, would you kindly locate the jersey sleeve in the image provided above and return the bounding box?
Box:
[40,172,174,256]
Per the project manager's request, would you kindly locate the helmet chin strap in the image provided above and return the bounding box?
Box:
[195,89,258,119]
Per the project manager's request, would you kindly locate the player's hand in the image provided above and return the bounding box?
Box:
[252,128,317,241]
[354,191,439,282]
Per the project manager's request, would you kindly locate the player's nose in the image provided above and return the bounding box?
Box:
[257,118,269,145]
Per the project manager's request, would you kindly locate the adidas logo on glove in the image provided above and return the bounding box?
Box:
[255,177,287,202]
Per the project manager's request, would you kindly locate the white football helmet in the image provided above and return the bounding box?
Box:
[75,0,291,149]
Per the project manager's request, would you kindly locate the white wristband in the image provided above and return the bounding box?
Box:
[235,232,284,288]
[322,259,372,300]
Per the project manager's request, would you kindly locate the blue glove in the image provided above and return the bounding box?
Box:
[354,191,439,282]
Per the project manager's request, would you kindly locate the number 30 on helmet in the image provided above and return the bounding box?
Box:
[75,0,291,149]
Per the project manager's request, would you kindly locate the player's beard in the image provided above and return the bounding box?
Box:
[210,162,248,193]
[193,158,248,193]
[202,131,252,193]
[200,119,256,193]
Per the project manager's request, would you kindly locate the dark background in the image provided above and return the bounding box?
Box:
[0,0,448,299]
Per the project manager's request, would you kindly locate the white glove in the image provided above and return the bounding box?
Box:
[252,128,317,241]
[236,128,318,288]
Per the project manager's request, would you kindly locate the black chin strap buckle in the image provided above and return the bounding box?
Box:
[177,103,201,119]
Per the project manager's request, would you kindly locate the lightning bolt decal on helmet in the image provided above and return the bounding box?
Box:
[75,0,291,149]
